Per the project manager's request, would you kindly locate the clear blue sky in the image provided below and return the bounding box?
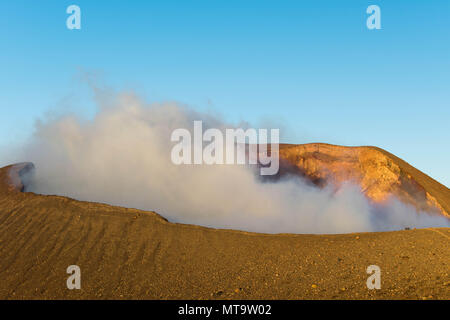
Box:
[0,0,449,186]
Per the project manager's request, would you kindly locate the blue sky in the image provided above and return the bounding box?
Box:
[0,0,449,186]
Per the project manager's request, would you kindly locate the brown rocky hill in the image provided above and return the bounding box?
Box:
[274,144,450,217]
[0,146,449,300]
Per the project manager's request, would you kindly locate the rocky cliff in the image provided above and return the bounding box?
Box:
[275,144,449,217]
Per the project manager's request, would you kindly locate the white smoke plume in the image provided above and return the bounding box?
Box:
[8,89,450,234]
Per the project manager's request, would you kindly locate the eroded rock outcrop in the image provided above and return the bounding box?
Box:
[0,162,35,194]
[276,144,450,217]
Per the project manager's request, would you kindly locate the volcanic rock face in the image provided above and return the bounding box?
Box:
[6,163,35,193]
[276,144,450,217]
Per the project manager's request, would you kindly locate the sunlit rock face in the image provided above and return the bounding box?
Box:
[277,144,449,217]
[4,163,35,193]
